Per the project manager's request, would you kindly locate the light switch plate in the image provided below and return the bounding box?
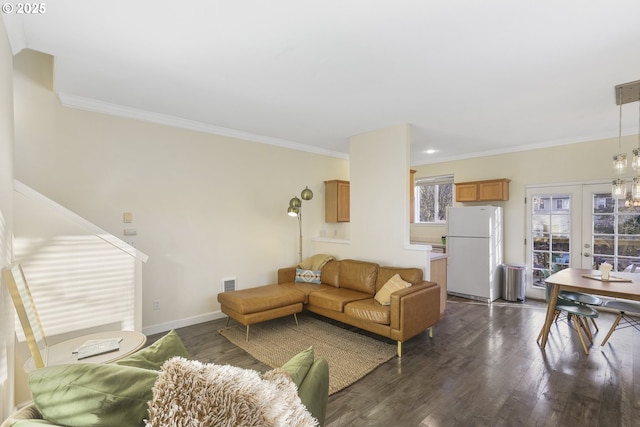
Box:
[123,212,133,223]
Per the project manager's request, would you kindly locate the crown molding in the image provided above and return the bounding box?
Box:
[56,92,349,160]
[413,129,624,166]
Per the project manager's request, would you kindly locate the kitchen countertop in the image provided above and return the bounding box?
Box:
[410,239,447,256]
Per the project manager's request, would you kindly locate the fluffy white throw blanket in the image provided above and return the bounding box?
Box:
[145,357,318,427]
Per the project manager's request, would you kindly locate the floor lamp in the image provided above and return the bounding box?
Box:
[287,186,313,263]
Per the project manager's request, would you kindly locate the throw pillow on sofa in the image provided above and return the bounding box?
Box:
[374,273,411,306]
[115,329,190,370]
[29,363,158,427]
[280,346,314,387]
[295,269,322,284]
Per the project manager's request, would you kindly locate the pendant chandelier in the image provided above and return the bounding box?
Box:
[612,88,627,176]
[626,187,640,207]
[611,81,640,200]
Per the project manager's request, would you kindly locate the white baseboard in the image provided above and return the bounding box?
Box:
[142,311,227,336]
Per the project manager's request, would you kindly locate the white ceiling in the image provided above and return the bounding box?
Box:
[3,1,640,165]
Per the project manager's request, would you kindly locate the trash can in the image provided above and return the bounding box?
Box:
[502,264,526,302]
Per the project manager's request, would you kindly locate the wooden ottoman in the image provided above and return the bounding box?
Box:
[217,284,305,340]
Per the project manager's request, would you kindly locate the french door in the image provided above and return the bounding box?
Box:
[527,185,582,300]
[526,182,640,299]
[583,183,640,272]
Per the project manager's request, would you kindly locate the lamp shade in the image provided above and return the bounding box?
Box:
[301,186,313,200]
[287,206,299,216]
[289,197,302,208]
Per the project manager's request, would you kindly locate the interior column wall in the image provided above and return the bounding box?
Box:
[0,16,16,420]
[313,124,429,272]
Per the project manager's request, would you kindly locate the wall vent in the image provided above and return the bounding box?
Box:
[221,277,236,292]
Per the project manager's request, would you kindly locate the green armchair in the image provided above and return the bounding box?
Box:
[2,331,329,427]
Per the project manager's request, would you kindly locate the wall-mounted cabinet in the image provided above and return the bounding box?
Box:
[325,180,350,222]
[455,178,510,202]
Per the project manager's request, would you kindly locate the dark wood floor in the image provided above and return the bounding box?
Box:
[148,297,640,427]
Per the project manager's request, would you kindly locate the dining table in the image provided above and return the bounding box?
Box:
[538,267,640,349]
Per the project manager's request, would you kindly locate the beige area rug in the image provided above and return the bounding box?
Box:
[218,313,396,395]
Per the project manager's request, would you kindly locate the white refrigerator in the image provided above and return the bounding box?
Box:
[446,205,503,302]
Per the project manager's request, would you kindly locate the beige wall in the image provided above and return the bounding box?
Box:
[0,16,15,420]
[13,50,349,334]
[410,136,637,268]
[314,124,429,271]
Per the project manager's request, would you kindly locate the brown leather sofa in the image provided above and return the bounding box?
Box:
[278,259,441,357]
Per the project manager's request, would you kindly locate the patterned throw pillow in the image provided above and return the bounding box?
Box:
[295,268,322,284]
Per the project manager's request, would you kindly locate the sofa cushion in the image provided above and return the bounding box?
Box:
[280,282,334,304]
[295,268,322,284]
[320,260,340,288]
[308,288,371,312]
[115,329,190,370]
[218,284,304,314]
[374,274,412,306]
[29,363,158,427]
[376,267,423,290]
[338,259,379,295]
[344,299,391,324]
[280,346,314,387]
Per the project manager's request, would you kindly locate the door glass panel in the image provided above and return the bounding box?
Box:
[594,195,614,213]
[593,214,615,234]
[551,216,570,233]
[551,235,569,251]
[618,214,640,234]
[531,194,571,287]
[591,193,640,271]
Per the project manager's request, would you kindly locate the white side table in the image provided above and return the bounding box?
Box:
[25,330,147,372]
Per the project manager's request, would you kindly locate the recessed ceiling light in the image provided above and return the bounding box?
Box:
[425,149,437,154]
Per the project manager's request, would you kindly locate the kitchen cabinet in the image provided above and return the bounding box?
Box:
[324,180,350,222]
[455,178,510,202]
[430,255,447,318]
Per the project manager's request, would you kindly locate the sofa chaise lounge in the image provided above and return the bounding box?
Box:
[219,258,442,357]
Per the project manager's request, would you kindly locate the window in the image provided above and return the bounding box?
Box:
[592,192,640,271]
[414,175,454,224]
